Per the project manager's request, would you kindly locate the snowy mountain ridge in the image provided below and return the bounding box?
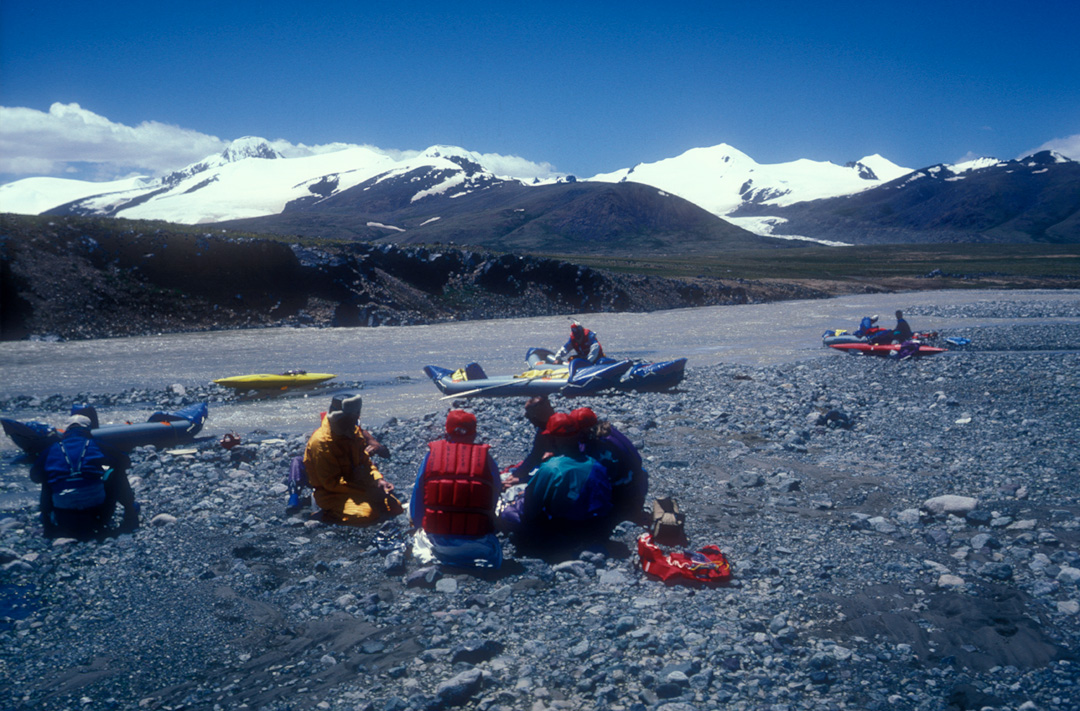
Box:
[1,137,1038,234]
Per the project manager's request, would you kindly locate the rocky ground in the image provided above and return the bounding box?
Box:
[2,303,1079,711]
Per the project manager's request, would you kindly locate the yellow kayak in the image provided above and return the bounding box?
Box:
[213,371,336,389]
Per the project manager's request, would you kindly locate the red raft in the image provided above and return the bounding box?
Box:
[828,342,946,357]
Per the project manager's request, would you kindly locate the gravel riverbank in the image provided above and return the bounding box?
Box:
[2,301,1079,711]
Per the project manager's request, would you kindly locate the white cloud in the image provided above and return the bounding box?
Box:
[0,102,563,183]
[473,152,560,180]
[1024,133,1080,160]
[0,103,228,178]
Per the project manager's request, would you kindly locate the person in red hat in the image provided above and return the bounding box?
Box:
[498,411,613,541]
[409,410,502,568]
[572,407,649,524]
[553,322,605,364]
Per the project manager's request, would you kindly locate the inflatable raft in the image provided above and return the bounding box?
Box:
[213,370,336,390]
[424,348,687,398]
[1,402,209,456]
[526,348,687,392]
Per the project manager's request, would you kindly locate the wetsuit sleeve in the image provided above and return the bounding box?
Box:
[408,451,429,522]
[512,430,548,479]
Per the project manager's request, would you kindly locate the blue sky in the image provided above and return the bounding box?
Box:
[1,0,1078,183]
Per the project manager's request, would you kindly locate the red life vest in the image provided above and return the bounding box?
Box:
[421,440,495,536]
[571,328,604,359]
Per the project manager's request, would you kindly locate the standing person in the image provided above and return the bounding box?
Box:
[572,407,649,525]
[30,414,139,539]
[303,395,403,526]
[409,410,502,568]
[502,395,556,489]
[554,322,605,364]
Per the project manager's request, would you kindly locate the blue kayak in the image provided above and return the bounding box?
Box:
[1,402,209,455]
[424,348,687,398]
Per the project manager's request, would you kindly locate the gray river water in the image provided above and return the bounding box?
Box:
[2,289,1079,445]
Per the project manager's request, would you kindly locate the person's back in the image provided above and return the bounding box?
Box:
[524,451,611,527]
[31,414,138,538]
[410,410,502,568]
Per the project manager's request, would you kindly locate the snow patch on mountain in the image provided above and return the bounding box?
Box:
[725,216,853,247]
[588,144,912,218]
[0,175,151,215]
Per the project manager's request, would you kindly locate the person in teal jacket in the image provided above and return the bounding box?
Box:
[499,412,613,540]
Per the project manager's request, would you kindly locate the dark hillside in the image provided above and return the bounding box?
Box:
[0,214,785,341]
[214,179,778,255]
[732,152,1080,244]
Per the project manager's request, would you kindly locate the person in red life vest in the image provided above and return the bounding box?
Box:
[31,413,140,539]
[498,412,613,543]
[409,410,502,568]
[554,322,605,364]
[303,395,403,526]
[572,407,650,525]
[502,395,557,489]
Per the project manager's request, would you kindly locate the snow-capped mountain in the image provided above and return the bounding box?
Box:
[0,138,913,227]
[588,143,912,216]
[729,150,1080,244]
[0,139,552,224]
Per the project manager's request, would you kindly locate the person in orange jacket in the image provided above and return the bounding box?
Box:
[303,395,402,525]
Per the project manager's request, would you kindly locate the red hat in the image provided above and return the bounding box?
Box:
[570,407,598,431]
[541,412,578,437]
[445,409,477,440]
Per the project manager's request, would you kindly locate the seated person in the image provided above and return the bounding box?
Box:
[499,413,613,540]
[554,323,605,364]
[409,410,502,568]
[870,310,915,344]
[893,310,914,341]
[502,395,556,489]
[31,413,139,539]
[572,407,648,524]
[303,395,402,526]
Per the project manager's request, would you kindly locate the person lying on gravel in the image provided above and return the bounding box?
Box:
[303,395,403,526]
[502,395,557,489]
[572,407,649,525]
[408,410,502,568]
[30,413,140,539]
[498,412,613,541]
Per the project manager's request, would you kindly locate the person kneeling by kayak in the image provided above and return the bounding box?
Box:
[303,395,403,526]
[498,412,613,541]
[31,414,140,539]
[554,322,605,364]
[409,410,502,568]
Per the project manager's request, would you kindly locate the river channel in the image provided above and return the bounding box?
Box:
[2,289,1079,445]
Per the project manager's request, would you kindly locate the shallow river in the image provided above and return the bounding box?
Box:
[2,289,1079,443]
